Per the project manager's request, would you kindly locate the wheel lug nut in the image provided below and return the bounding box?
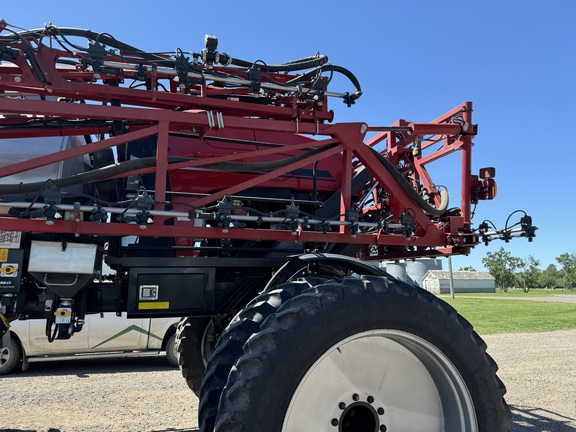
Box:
[380,425,387,432]
[378,407,385,415]
[331,418,339,427]
[367,395,374,403]
[339,402,346,410]
[352,393,359,401]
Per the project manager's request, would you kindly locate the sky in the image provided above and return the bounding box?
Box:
[2,0,574,272]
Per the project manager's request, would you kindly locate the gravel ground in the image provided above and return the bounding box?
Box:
[483,329,576,432]
[0,330,575,432]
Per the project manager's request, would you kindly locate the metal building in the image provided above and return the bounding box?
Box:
[422,271,495,294]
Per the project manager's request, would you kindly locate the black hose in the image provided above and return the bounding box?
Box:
[286,64,362,95]
[1,27,330,72]
[0,157,163,195]
[229,55,329,72]
[2,26,360,99]
[0,144,336,195]
[0,27,173,66]
[367,147,449,217]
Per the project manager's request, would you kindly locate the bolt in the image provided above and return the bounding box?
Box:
[352,393,360,401]
[377,407,385,415]
[380,425,387,432]
[331,418,339,427]
[339,402,346,410]
[367,396,374,404]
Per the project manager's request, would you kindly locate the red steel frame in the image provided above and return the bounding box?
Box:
[0,32,480,260]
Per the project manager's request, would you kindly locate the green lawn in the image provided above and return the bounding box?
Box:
[452,288,576,297]
[442,297,576,335]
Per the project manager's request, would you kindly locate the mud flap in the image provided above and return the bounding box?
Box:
[0,313,10,345]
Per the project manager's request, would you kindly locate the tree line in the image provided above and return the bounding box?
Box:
[463,247,575,292]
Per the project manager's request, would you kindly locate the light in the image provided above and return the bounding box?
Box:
[491,180,497,199]
[470,177,497,202]
[479,167,496,179]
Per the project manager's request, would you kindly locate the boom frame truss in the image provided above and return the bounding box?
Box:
[0,25,481,261]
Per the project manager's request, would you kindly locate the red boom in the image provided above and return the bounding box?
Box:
[0,25,491,261]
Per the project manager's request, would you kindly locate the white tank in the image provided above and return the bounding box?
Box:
[406,259,443,287]
[385,262,407,283]
[0,135,87,186]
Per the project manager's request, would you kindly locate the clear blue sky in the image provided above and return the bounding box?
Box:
[3,1,574,271]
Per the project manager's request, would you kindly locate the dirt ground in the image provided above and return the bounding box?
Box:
[0,329,575,432]
[484,330,576,432]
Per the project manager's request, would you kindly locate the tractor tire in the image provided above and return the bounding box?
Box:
[214,276,512,432]
[165,333,179,367]
[175,317,214,397]
[0,332,23,375]
[198,277,330,432]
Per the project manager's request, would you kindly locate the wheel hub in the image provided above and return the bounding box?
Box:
[332,395,385,432]
[0,346,9,365]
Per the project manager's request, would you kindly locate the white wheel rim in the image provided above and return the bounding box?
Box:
[282,329,478,432]
[201,321,216,366]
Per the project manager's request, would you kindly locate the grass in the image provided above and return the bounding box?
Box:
[441,297,576,335]
[453,288,576,297]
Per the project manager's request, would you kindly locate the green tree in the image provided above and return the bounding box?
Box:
[556,252,576,288]
[518,255,541,293]
[482,247,523,291]
[458,266,477,271]
[538,264,561,289]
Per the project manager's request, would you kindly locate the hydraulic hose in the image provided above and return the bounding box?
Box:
[285,64,362,98]
[0,26,173,66]
[2,26,360,102]
[1,27,330,71]
[367,146,449,217]
[0,144,336,195]
[229,55,329,72]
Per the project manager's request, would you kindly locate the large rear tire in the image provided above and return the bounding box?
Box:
[214,276,511,432]
[199,277,328,432]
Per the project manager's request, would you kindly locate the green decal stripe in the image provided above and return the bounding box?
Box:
[91,324,161,349]
[148,331,163,341]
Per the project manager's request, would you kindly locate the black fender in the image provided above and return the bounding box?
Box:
[264,253,388,290]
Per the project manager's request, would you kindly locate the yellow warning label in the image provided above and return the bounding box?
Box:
[0,249,8,262]
[138,301,170,310]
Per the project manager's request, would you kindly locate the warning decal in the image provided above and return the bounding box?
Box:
[0,263,18,277]
[0,248,23,292]
[0,231,21,249]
